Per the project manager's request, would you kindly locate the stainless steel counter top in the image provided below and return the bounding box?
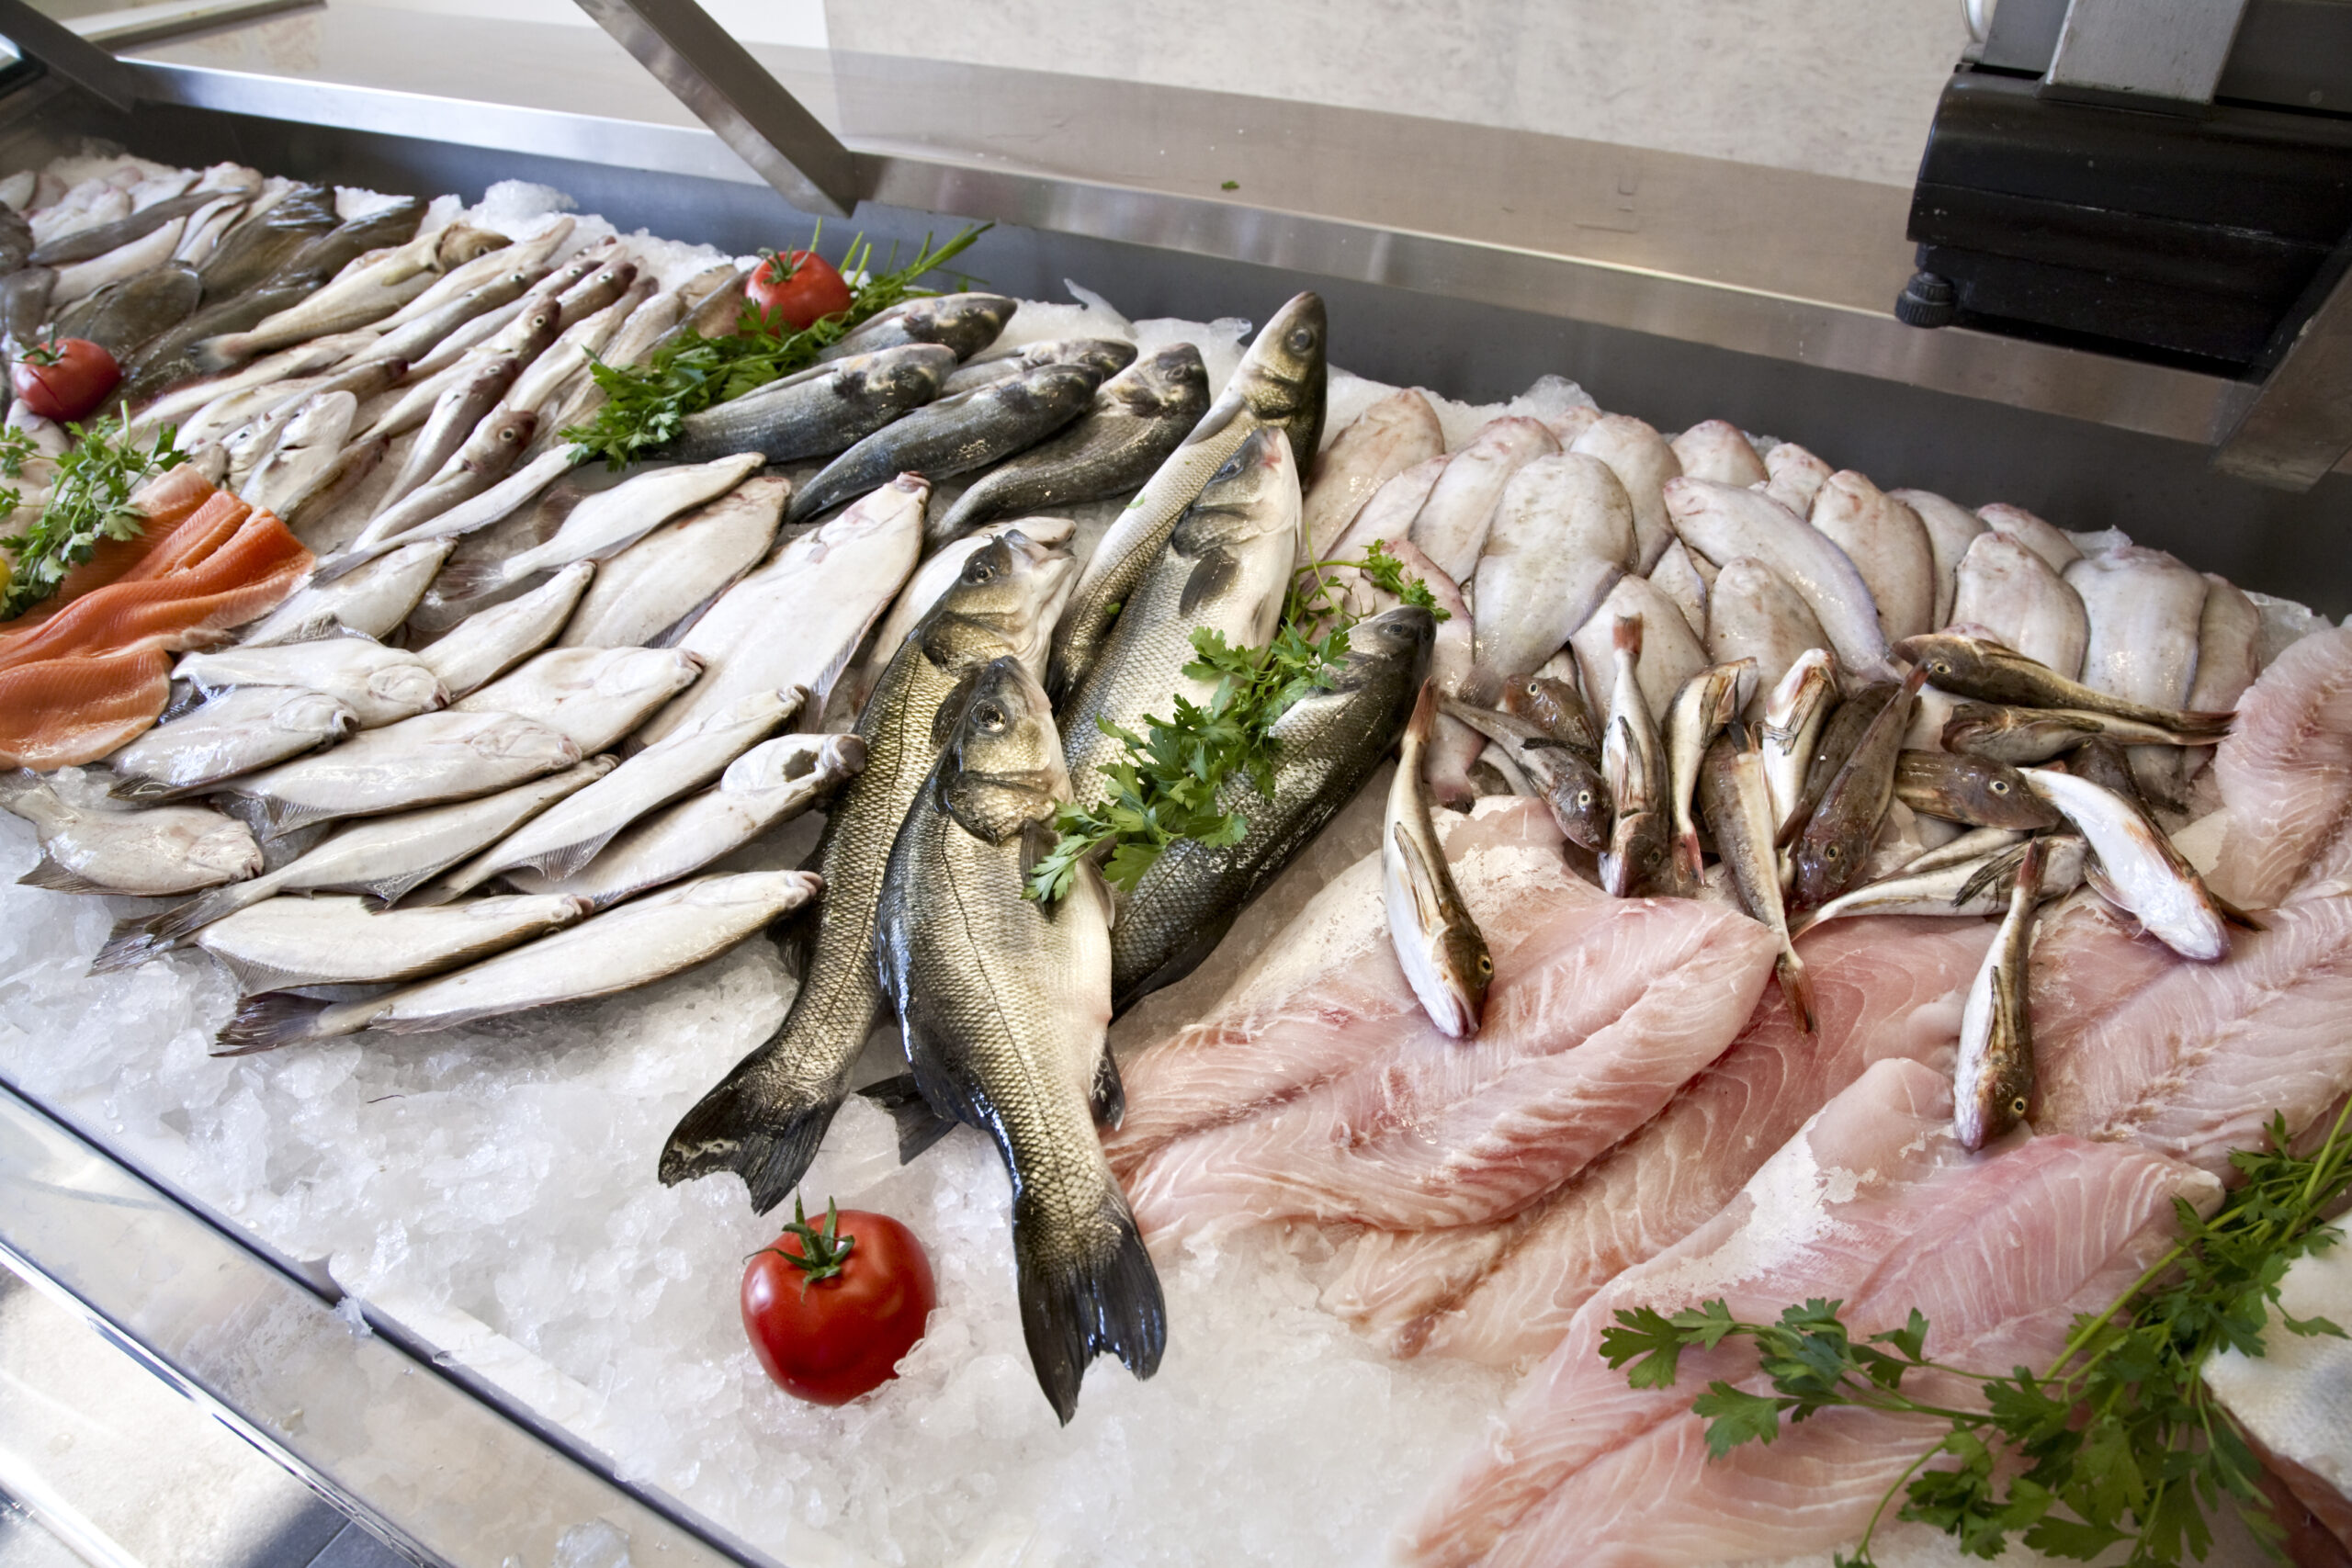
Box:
[98,2,2266,454]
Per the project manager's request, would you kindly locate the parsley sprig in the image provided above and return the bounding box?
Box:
[561,226,989,468]
[1025,540,1445,902]
[1601,1098,2352,1568]
[0,408,187,621]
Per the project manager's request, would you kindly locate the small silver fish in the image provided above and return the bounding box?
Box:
[177,634,446,728]
[1665,660,1749,885]
[3,771,259,897]
[223,710,582,837]
[437,453,763,600]
[197,891,590,994]
[2021,767,2229,961]
[109,688,359,798]
[556,478,788,651]
[1799,834,2085,932]
[1758,648,1837,838]
[240,538,455,647]
[1385,681,1492,1037]
[1600,615,1671,897]
[1697,728,1813,1031]
[416,561,594,699]
[453,646,704,754]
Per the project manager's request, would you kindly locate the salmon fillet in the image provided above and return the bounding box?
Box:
[1322,914,1994,1365]
[1105,799,1779,1238]
[0,465,222,637]
[1400,1058,2216,1568]
[0,645,174,769]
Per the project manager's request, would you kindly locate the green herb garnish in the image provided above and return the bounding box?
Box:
[0,408,187,621]
[1026,539,1446,902]
[561,225,989,468]
[1601,1099,2352,1568]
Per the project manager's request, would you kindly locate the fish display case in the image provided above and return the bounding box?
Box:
[0,4,2347,1565]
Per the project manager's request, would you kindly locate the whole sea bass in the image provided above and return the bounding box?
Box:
[1058,427,1304,811]
[670,344,956,465]
[875,656,1165,1424]
[1112,604,1432,1008]
[929,344,1213,546]
[1047,291,1327,703]
[660,530,1078,1212]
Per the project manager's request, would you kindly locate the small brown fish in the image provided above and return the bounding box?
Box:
[1939,701,2220,765]
[2060,737,2156,818]
[1665,661,1747,884]
[1952,836,2045,1151]
[1893,750,2062,830]
[1779,680,1895,848]
[1698,727,1814,1032]
[1791,666,1926,910]
[1600,615,1672,897]
[1896,633,2235,736]
[1441,695,1612,850]
[1501,672,1601,760]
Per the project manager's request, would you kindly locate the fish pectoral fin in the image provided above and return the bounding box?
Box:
[1990,962,2029,1050]
[1391,823,1445,929]
[17,852,114,895]
[856,1074,963,1165]
[1178,547,1239,616]
[931,667,983,748]
[1017,818,1057,889]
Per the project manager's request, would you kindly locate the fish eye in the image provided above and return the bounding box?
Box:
[1287,327,1317,353]
[2009,1095,2029,1116]
[963,556,997,583]
[1575,790,1593,808]
[1824,844,1841,860]
[1931,660,1952,676]
[1476,954,1493,977]
[1989,779,2010,795]
[974,702,1009,732]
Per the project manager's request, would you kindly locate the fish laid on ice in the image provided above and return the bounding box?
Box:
[1329,453,1447,601]
[1568,413,1680,571]
[108,687,357,797]
[511,733,864,911]
[176,634,445,728]
[440,688,799,895]
[935,334,1133,399]
[1059,429,1301,811]
[1808,469,1934,642]
[1952,837,2044,1150]
[1979,501,2081,571]
[2211,626,2352,908]
[417,561,594,699]
[849,517,1077,710]
[1948,519,2091,676]
[367,268,538,375]
[2,770,260,896]
[929,344,1213,547]
[786,361,1102,525]
[1325,914,1993,1364]
[1664,476,1894,682]
[437,452,762,600]
[237,538,453,646]
[1385,682,1493,1036]
[222,709,582,836]
[1301,387,1445,557]
[215,871,819,1054]
[557,478,787,650]
[660,530,1076,1212]
[874,656,1163,1424]
[1668,420,1765,488]
[98,759,616,967]
[818,290,1015,363]
[635,474,923,747]
[1704,556,1826,718]
[373,354,525,515]
[1887,488,1986,630]
[1896,633,2233,736]
[453,646,702,754]
[1400,1056,2213,1568]
[1469,453,1634,683]
[238,391,357,517]
[1114,606,1431,1008]
[197,891,589,993]
[1048,291,1325,702]
[1103,798,1777,1237]
[670,344,955,466]
[1408,415,1557,582]
[2023,765,2228,960]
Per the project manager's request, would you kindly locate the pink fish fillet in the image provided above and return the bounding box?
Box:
[2212,624,2352,909]
[1321,914,1993,1364]
[1104,798,1777,1237]
[2034,888,2352,1175]
[1400,1056,2218,1568]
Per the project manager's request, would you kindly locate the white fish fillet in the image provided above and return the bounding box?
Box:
[1400,1055,2216,1568]
[2212,625,2352,908]
[1323,914,1991,1364]
[1102,799,1777,1236]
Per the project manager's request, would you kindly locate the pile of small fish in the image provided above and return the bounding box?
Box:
[0,149,2313,1469]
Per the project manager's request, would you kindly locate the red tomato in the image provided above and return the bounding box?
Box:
[745,249,854,333]
[11,338,120,423]
[741,1198,935,1405]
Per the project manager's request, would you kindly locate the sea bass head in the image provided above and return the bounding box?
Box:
[917,528,1078,680]
[1109,342,1211,423]
[1169,426,1303,608]
[842,342,958,406]
[1214,291,1327,471]
[885,291,1018,358]
[937,656,1068,843]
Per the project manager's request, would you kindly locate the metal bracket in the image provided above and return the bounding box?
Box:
[2042,0,2249,106]
[2211,235,2352,490]
[0,0,144,112]
[571,0,863,218]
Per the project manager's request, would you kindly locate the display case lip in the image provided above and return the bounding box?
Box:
[94,4,2263,454]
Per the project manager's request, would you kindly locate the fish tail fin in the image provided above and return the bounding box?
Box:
[140,880,274,949]
[188,334,248,374]
[1404,677,1438,745]
[1012,1182,1167,1425]
[305,547,378,587]
[1457,663,1505,709]
[212,992,327,1055]
[1672,828,1705,885]
[659,1066,842,1214]
[429,557,507,603]
[855,1074,961,1164]
[90,913,174,974]
[1612,614,1643,660]
[16,852,113,894]
[1777,946,1816,1034]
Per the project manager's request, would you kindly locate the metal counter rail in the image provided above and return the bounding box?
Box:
[90,1,2288,458]
[0,1080,761,1568]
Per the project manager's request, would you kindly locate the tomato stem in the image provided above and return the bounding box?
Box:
[761,1194,857,1291]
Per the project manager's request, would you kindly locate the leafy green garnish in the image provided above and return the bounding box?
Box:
[1602,1099,2352,1568]
[560,225,989,468]
[1026,539,1446,903]
[0,408,187,621]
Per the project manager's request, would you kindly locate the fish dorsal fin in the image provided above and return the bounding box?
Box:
[1180,547,1238,616]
